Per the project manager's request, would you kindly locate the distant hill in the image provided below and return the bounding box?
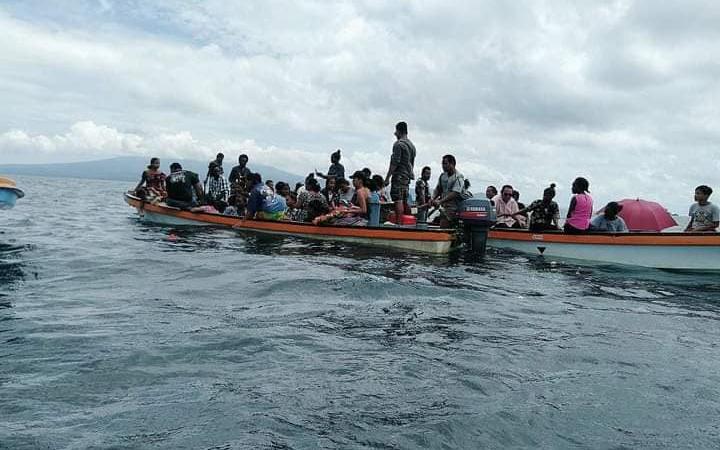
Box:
[0,156,303,184]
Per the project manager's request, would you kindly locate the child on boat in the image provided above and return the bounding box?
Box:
[564,177,593,233]
[590,201,628,232]
[685,185,719,232]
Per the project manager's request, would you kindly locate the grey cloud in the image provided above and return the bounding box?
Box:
[0,1,718,213]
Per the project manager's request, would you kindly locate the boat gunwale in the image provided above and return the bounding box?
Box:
[488,228,720,247]
[124,193,455,242]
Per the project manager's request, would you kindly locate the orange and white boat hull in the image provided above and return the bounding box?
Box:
[488,229,720,270]
[125,194,455,254]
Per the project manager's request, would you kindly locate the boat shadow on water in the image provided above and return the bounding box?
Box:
[493,247,720,314]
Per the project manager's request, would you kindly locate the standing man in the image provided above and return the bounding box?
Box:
[205,152,225,185]
[228,154,251,186]
[385,121,416,219]
[415,166,432,207]
[228,154,251,212]
[431,155,465,227]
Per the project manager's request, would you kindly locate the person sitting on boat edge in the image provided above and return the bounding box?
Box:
[503,183,560,232]
[134,157,166,203]
[245,172,287,220]
[589,201,628,232]
[165,162,204,210]
[430,154,467,228]
[564,177,593,234]
[316,149,345,181]
[205,162,230,213]
[685,185,719,232]
[493,185,525,228]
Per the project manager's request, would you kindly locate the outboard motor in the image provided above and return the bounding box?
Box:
[457,198,496,254]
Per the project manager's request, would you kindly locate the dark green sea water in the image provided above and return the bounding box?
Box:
[1,176,719,449]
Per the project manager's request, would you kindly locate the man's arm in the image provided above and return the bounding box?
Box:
[193,182,205,203]
[437,191,460,205]
[385,142,401,183]
[228,167,238,185]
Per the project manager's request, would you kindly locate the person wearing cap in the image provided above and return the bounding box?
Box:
[165,162,204,210]
[328,171,371,226]
[385,121,416,220]
[503,183,560,232]
[316,150,345,181]
[590,201,628,232]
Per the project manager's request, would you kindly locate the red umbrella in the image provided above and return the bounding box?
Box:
[608,198,678,231]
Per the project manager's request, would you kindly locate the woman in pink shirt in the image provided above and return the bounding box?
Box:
[564,177,593,233]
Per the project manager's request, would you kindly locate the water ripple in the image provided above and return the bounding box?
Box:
[1,176,719,449]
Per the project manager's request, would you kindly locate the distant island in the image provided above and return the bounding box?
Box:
[0,156,303,185]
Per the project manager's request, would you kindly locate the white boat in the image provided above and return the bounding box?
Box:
[488,228,720,271]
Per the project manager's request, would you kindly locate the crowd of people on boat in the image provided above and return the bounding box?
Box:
[133,121,719,233]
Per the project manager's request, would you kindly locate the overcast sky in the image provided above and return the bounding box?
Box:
[1,0,718,212]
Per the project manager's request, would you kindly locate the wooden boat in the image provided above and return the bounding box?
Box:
[487,228,720,270]
[124,193,456,253]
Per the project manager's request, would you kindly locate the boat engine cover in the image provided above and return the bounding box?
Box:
[457,198,496,227]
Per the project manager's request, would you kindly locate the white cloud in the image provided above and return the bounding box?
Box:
[0,1,719,213]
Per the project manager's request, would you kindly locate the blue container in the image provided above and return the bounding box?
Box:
[0,188,19,210]
[368,192,380,226]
